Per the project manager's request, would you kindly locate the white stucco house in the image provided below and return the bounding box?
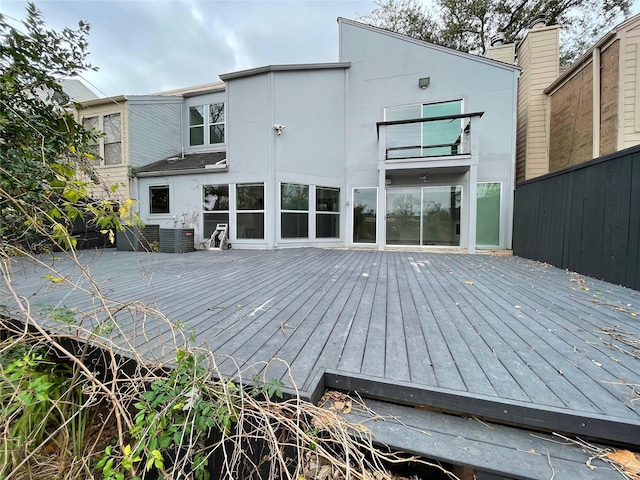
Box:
[95,18,520,252]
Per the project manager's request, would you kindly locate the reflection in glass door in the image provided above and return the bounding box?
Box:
[353,188,377,244]
[386,186,461,246]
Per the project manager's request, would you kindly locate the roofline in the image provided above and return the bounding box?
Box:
[78,94,185,109]
[337,17,520,73]
[544,30,617,94]
[79,95,127,107]
[153,81,226,97]
[219,62,351,81]
[134,163,228,178]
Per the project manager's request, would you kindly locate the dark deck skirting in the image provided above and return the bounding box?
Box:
[4,247,640,474]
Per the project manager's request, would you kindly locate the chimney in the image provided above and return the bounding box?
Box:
[515,19,560,182]
[486,32,516,64]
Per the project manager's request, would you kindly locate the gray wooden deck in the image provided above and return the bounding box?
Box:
[4,248,640,460]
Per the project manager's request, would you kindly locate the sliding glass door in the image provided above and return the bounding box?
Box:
[386,186,461,246]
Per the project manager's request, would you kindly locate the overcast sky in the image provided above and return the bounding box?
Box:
[1,0,377,97]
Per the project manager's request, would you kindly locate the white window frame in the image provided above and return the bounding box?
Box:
[279,182,310,240]
[81,112,123,166]
[202,184,230,238]
[188,102,225,148]
[236,183,265,240]
[148,183,172,217]
[476,181,503,248]
[351,187,378,246]
[315,186,340,239]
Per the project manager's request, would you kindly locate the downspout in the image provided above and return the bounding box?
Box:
[180,100,185,159]
[592,48,601,159]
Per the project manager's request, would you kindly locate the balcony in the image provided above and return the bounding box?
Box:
[377,111,484,162]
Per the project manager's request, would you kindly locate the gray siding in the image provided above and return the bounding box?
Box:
[339,20,517,181]
[129,101,183,167]
[338,20,519,248]
[272,69,346,182]
[226,74,272,178]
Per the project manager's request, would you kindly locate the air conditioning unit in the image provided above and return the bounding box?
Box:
[116,224,160,252]
[159,228,195,253]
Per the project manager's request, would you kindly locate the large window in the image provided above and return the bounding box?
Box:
[150,185,170,214]
[476,182,501,246]
[281,183,309,238]
[316,187,340,238]
[81,113,122,166]
[203,184,229,237]
[189,103,225,146]
[353,188,377,244]
[385,100,463,158]
[237,183,264,239]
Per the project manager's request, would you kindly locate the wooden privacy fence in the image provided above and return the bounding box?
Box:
[513,144,640,291]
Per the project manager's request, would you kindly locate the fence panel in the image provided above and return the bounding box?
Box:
[514,145,640,291]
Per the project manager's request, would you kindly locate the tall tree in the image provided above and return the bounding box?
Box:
[0,3,122,252]
[361,0,632,63]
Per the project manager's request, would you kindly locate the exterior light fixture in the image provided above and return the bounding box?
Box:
[418,77,430,89]
[274,124,285,135]
[419,173,429,182]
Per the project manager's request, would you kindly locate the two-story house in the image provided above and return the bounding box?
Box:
[89,19,520,252]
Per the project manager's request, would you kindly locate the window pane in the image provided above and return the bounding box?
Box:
[209,124,225,144]
[387,189,421,245]
[82,116,98,130]
[317,214,339,238]
[353,188,377,243]
[190,106,204,126]
[422,186,461,246]
[82,117,100,164]
[237,212,264,239]
[150,186,170,214]
[281,183,308,210]
[203,185,229,211]
[104,143,122,165]
[422,100,462,156]
[203,212,229,238]
[103,113,121,143]
[476,183,501,246]
[281,213,308,238]
[190,126,204,146]
[316,187,339,212]
[237,183,264,210]
[209,103,224,123]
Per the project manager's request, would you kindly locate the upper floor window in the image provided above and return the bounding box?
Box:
[81,112,122,165]
[384,100,464,159]
[189,103,225,147]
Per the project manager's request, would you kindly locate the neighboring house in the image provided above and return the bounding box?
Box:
[57,78,99,103]
[37,78,99,104]
[76,93,189,196]
[133,18,519,253]
[492,13,640,182]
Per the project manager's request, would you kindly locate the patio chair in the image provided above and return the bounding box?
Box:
[205,223,231,250]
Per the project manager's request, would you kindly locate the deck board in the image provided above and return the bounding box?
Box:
[4,247,640,447]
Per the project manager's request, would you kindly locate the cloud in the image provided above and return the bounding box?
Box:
[2,0,375,96]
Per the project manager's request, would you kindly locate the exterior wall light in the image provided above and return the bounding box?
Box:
[419,77,430,89]
[274,124,285,135]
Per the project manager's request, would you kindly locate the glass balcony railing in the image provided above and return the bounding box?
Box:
[377,112,484,160]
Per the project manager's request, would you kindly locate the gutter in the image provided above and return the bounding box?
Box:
[220,62,351,81]
[134,165,229,178]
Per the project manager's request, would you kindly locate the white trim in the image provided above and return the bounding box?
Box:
[147,182,173,218]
